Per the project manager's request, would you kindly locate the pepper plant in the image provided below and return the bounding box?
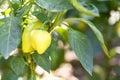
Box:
[0,0,119,80]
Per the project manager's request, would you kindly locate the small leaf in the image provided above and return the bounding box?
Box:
[32,11,50,23]
[35,0,73,12]
[32,52,51,72]
[68,29,93,75]
[0,16,22,59]
[16,3,32,18]
[56,27,69,42]
[10,56,25,75]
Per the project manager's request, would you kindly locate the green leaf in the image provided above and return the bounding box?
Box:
[47,34,65,70]
[69,0,99,16]
[0,16,22,59]
[0,57,6,68]
[10,56,25,75]
[32,52,51,72]
[87,72,101,80]
[97,0,109,2]
[11,1,20,11]
[32,11,50,23]
[16,2,32,18]
[68,29,93,75]
[66,18,110,57]
[56,27,69,42]
[79,18,110,57]
[86,31,101,56]
[1,68,18,80]
[35,0,73,12]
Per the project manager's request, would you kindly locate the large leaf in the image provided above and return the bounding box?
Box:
[34,0,99,16]
[0,16,22,59]
[68,29,93,75]
[10,56,25,75]
[86,31,101,56]
[32,52,51,72]
[66,18,110,57]
[35,0,73,12]
[79,18,110,57]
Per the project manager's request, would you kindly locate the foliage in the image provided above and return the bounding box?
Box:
[0,0,120,80]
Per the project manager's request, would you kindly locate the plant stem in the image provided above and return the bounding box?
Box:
[49,11,65,32]
[104,56,111,80]
[29,60,36,80]
[22,54,36,80]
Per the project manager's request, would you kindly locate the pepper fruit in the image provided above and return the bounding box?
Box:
[30,30,51,54]
[22,29,34,53]
[22,20,42,53]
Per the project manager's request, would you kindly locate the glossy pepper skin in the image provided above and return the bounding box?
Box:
[22,29,33,53]
[22,21,42,53]
[30,30,51,54]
